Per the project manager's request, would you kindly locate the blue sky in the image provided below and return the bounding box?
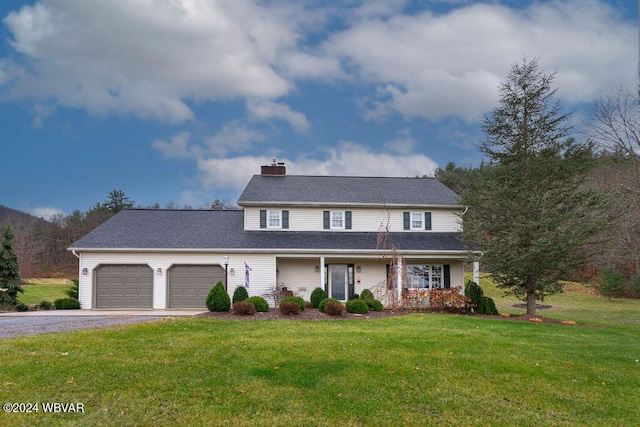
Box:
[0,0,637,219]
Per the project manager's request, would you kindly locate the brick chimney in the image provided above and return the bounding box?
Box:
[261,159,286,176]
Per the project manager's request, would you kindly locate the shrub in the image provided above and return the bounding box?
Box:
[360,289,374,300]
[346,298,369,314]
[366,298,384,312]
[232,286,249,303]
[54,297,81,310]
[318,297,339,313]
[38,300,53,310]
[282,296,305,311]
[15,301,29,312]
[429,287,473,312]
[324,300,345,316]
[483,296,498,315]
[310,287,328,308]
[66,279,79,299]
[279,301,300,315]
[233,300,256,316]
[206,282,231,312]
[597,268,625,300]
[629,273,640,298]
[245,296,269,312]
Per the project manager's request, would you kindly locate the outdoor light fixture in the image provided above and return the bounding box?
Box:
[157,268,162,275]
[82,268,88,275]
[223,256,229,291]
[229,268,235,275]
[315,266,320,272]
[356,266,362,273]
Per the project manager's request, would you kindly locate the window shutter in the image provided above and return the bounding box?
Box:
[444,265,450,288]
[347,265,355,299]
[259,210,267,229]
[323,211,330,229]
[403,212,410,230]
[424,212,432,230]
[345,211,352,229]
[282,210,289,229]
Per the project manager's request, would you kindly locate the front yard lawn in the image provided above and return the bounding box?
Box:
[1,312,639,426]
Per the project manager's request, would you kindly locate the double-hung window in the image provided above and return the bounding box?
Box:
[411,212,423,230]
[268,210,281,228]
[332,211,344,229]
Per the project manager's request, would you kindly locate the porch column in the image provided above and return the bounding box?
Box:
[320,256,325,292]
[396,257,403,300]
[473,261,480,285]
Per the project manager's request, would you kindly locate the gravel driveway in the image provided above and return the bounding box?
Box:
[0,315,165,338]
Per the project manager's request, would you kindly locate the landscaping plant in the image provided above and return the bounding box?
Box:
[232,286,249,303]
[245,296,269,312]
[346,298,369,314]
[206,281,231,312]
[310,287,328,308]
[281,296,305,311]
[232,301,256,316]
[279,301,300,315]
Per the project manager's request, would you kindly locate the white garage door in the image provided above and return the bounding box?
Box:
[168,265,225,308]
[95,265,153,309]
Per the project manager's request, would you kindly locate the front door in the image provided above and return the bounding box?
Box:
[329,265,347,300]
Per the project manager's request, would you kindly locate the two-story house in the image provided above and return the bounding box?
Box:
[69,163,475,310]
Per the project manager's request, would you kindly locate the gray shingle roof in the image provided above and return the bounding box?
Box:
[237,175,460,206]
[70,209,468,253]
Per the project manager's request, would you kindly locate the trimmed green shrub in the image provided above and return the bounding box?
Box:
[324,300,345,316]
[366,298,384,312]
[318,297,339,313]
[38,300,53,310]
[233,300,256,316]
[206,282,231,312]
[245,296,269,312]
[232,286,249,303]
[66,279,79,299]
[54,297,81,310]
[279,301,300,315]
[597,268,625,300]
[484,296,499,315]
[360,289,374,300]
[346,298,369,314]
[310,287,328,308]
[15,301,29,312]
[282,296,305,311]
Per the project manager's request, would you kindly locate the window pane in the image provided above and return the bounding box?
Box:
[407,265,429,289]
[332,211,343,228]
[411,212,423,229]
[268,210,280,227]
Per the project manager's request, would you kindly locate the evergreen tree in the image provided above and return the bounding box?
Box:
[461,58,608,315]
[104,190,135,213]
[0,224,23,302]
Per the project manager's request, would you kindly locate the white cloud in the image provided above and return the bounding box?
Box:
[323,0,636,121]
[384,128,417,155]
[152,131,197,159]
[204,122,266,156]
[196,142,438,191]
[2,0,304,122]
[31,207,65,221]
[247,100,311,133]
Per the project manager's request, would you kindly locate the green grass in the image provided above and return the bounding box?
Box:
[17,284,73,305]
[1,282,639,426]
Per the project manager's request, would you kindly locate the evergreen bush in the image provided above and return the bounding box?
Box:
[366,298,384,312]
[206,282,231,312]
[597,268,625,300]
[54,297,81,309]
[245,296,269,312]
[15,301,29,312]
[310,287,328,308]
[66,279,79,299]
[232,286,249,303]
[465,280,492,314]
[483,296,499,315]
[324,301,345,316]
[346,298,369,314]
[281,296,305,311]
[318,297,339,313]
[279,301,300,315]
[38,300,53,310]
[233,300,256,316]
[360,289,374,300]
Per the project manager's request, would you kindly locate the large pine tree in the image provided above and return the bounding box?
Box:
[462,58,608,315]
[0,224,23,304]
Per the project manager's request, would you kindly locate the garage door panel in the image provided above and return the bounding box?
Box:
[96,265,153,309]
[168,265,225,308]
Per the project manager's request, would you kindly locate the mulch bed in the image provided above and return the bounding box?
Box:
[198,308,583,325]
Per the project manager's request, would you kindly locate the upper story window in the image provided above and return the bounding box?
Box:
[260,209,289,229]
[324,210,352,230]
[404,211,432,231]
[268,210,281,228]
